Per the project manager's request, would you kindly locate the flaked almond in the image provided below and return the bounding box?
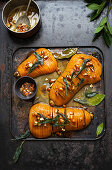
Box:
[57,70,61,75]
[66,75,71,81]
[47,87,51,92]
[44,56,48,59]
[45,78,48,81]
[40,118,44,121]
[34,121,38,125]
[59,87,63,91]
[63,105,66,108]
[60,119,64,123]
[90,84,93,88]
[49,79,56,84]
[50,100,55,106]
[69,112,73,115]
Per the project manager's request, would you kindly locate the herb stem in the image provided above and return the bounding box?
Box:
[107,0,112,17]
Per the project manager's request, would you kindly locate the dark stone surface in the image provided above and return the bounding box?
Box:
[0,0,112,170]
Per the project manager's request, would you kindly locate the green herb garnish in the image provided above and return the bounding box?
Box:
[36,112,70,127]
[96,122,103,137]
[85,91,98,98]
[28,50,44,74]
[71,59,89,85]
[53,48,78,59]
[63,77,70,96]
[86,0,112,47]
[74,94,105,106]
[74,98,89,105]
[13,141,24,163]
[12,129,30,141]
[77,78,85,87]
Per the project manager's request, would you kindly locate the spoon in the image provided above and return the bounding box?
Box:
[16,0,32,29]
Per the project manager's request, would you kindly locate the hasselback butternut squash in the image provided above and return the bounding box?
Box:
[50,54,102,106]
[14,48,57,78]
[29,103,93,138]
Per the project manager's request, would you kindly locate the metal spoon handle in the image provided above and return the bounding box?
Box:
[25,0,32,15]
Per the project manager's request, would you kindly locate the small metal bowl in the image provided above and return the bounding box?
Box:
[2,0,41,38]
[14,76,37,100]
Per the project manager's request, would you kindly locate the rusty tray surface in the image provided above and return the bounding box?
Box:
[11,46,105,140]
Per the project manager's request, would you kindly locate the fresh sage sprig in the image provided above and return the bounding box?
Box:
[86,0,112,47]
[12,129,30,141]
[74,93,105,106]
[63,77,70,96]
[96,122,103,136]
[36,112,69,127]
[28,50,44,74]
[71,59,89,85]
[53,48,78,59]
[85,91,98,98]
[13,141,24,163]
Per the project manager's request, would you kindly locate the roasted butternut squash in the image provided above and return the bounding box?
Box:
[29,103,93,138]
[50,54,102,106]
[14,48,57,78]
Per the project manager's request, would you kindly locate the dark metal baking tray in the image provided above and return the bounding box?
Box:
[10,46,106,140]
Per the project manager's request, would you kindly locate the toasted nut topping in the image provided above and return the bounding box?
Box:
[44,56,48,59]
[45,78,48,81]
[14,71,20,78]
[40,118,44,121]
[66,75,71,81]
[60,119,64,123]
[90,84,93,88]
[29,63,33,67]
[57,71,61,75]
[59,87,63,91]
[90,113,94,119]
[50,100,55,106]
[34,121,38,125]
[49,79,56,84]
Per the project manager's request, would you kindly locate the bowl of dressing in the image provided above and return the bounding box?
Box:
[2,0,41,38]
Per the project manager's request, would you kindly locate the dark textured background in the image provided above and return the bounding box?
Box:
[0,0,112,170]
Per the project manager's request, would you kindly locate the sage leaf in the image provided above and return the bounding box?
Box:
[85,91,98,98]
[28,50,44,74]
[99,16,107,27]
[74,98,89,105]
[74,94,105,106]
[90,11,98,21]
[13,129,30,141]
[37,112,48,120]
[63,78,70,96]
[58,112,69,123]
[96,122,103,136]
[107,22,112,35]
[97,1,106,15]
[13,141,24,163]
[94,25,104,34]
[103,27,111,47]
[92,31,102,42]
[87,3,100,10]
[54,48,78,59]
[90,1,106,21]
[71,59,89,85]
[88,94,105,106]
